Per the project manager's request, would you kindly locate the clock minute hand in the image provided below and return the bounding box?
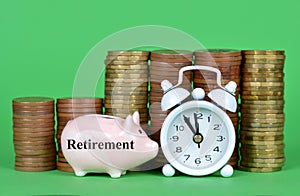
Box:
[194,113,200,134]
[183,115,196,134]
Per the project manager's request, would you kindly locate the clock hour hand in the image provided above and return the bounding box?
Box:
[183,115,196,134]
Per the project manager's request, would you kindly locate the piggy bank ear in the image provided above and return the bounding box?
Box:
[132,111,140,125]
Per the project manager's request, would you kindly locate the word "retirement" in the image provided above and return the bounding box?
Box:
[67,139,135,150]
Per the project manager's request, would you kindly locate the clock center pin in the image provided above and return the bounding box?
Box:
[193,134,203,143]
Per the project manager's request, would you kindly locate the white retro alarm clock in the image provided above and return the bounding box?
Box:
[160,65,237,177]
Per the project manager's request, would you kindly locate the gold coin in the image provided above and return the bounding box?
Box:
[241,127,284,132]
[105,82,147,87]
[105,69,148,74]
[241,157,285,164]
[240,131,283,137]
[241,144,284,150]
[240,135,283,141]
[106,56,149,61]
[107,51,150,56]
[240,161,284,168]
[241,104,283,109]
[241,109,283,114]
[106,73,148,79]
[242,73,284,78]
[104,104,147,109]
[243,63,284,69]
[241,86,284,91]
[242,113,284,118]
[105,78,147,82]
[105,86,147,91]
[242,68,284,73]
[242,90,283,96]
[242,119,285,124]
[244,55,285,60]
[242,100,284,105]
[241,95,283,101]
[242,82,284,87]
[242,114,284,120]
[240,139,283,145]
[105,87,148,92]
[241,126,284,132]
[242,77,283,82]
[106,63,147,68]
[104,99,147,104]
[238,165,281,172]
[243,59,285,64]
[105,59,148,65]
[105,95,147,99]
[241,153,284,159]
[242,50,285,55]
[240,149,284,156]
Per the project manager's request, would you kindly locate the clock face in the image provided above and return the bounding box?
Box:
[161,101,235,176]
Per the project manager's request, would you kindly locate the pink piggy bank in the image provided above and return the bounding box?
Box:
[61,111,158,178]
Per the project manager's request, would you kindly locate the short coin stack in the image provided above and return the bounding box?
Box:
[149,50,193,168]
[193,49,242,168]
[12,97,56,172]
[239,50,285,172]
[56,98,103,172]
[104,50,149,126]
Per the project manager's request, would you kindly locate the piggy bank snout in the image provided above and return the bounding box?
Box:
[144,140,159,159]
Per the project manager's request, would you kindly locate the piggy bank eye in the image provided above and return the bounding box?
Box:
[138,129,143,134]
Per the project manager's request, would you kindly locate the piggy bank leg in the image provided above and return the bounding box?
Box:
[107,169,123,178]
[73,168,87,177]
[122,170,127,175]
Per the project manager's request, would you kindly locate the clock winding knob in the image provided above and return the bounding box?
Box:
[225,81,237,94]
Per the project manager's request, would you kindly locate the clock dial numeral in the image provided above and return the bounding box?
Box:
[175,147,182,153]
[213,124,221,130]
[175,125,184,131]
[195,158,201,165]
[213,146,221,153]
[194,112,203,120]
[170,135,179,142]
[207,114,211,122]
[183,154,190,162]
[217,135,225,142]
[205,155,212,162]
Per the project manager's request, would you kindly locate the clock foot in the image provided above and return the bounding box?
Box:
[162,164,175,177]
[220,164,234,177]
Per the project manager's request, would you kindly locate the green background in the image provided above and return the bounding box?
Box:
[0,0,299,195]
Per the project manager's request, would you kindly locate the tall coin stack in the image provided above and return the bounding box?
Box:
[149,50,193,167]
[239,50,285,172]
[149,50,193,141]
[56,98,103,172]
[193,49,242,168]
[13,97,56,172]
[104,51,149,126]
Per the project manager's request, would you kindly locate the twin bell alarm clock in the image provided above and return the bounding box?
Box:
[159,65,237,177]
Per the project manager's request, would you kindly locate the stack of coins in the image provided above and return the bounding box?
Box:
[149,50,193,167]
[56,98,103,172]
[239,50,285,172]
[149,50,193,142]
[12,97,56,172]
[104,50,149,126]
[193,49,242,168]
